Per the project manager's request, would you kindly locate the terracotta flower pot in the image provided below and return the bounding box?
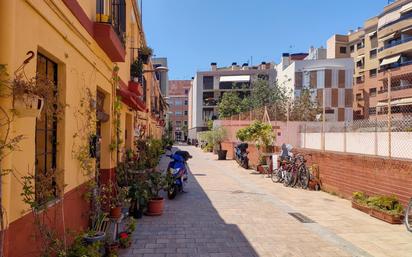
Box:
[110,206,122,219]
[105,242,119,255]
[217,150,227,160]
[146,197,164,216]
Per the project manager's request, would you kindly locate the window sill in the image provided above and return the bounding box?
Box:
[34,197,62,214]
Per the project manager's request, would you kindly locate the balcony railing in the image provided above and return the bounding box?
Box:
[203,98,218,106]
[378,83,412,94]
[378,36,412,52]
[379,60,412,71]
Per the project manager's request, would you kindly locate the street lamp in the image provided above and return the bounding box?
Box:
[143,66,169,73]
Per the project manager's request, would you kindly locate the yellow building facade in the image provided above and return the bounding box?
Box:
[0,1,165,256]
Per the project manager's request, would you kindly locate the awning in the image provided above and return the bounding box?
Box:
[219,75,250,82]
[368,31,377,37]
[401,26,412,33]
[379,32,396,42]
[380,55,401,66]
[378,10,401,28]
[376,97,412,107]
[401,2,412,14]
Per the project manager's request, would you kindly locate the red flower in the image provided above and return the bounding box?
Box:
[119,232,129,239]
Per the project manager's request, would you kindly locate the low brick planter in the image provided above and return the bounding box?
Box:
[369,209,403,224]
[351,201,370,215]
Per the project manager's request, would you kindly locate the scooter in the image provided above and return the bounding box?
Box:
[166,151,191,199]
[235,143,249,169]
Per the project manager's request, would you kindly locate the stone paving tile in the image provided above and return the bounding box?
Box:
[120,146,412,257]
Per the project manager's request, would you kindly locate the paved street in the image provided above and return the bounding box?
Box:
[121,145,412,257]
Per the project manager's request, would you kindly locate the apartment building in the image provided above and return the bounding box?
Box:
[0,1,165,256]
[168,80,192,141]
[188,62,276,139]
[277,48,354,121]
[328,0,412,119]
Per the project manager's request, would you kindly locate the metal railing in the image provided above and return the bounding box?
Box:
[96,0,126,46]
[378,36,412,52]
[379,83,412,93]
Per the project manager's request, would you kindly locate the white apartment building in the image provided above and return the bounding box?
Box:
[276,48,354,121]
[188,62,276,139]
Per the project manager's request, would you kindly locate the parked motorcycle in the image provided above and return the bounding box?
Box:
[235,143,249,169]
[166,151,192,199]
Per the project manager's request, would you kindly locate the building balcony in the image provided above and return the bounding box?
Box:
[376,85,412,102]
[94,22,125,62]
[378,38,412,60]
[378,59,412,78]
[203,98,219,107]
[94,0,126,62]
[117,80,146,111]
[128,80,143,96]
[378,36,412,52]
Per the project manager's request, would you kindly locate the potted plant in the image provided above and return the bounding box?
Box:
[128,181,149,219]
[67,235,102,257]
[101,183,123,219]
[130,59,142,82]
[211,127,228,160]
[351,191,370,214]
[83,212,107,244]
[138,46,153,64]
[126,218,137,234]
[145,171,167,216]
[13,93,44,118]
[118,232,131,248]
[118,186,130,215]
[105,241,119,256]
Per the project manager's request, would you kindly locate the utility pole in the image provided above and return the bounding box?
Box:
[388,71,392,158]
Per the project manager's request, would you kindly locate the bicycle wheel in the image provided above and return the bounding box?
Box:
[405,198,412,232]
[289,166,298,187]
[298,165,310,189]
[283,170,291,187]
[271,169,281,183]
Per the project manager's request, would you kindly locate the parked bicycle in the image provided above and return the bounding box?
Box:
[271,153,311,189]
[405,198,412,232]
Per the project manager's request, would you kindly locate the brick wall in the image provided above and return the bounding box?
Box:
[221,142,262,169]
[222,141,412,206]
[298,149,412,206]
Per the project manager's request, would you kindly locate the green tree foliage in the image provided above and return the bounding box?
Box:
[249,79,289,109]
[236,121,275,149]
[289,88,321,121]
[218,91,242,118]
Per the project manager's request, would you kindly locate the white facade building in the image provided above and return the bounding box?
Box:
[276,48,354,122]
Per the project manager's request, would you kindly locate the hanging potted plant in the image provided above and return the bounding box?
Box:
[138,46,153,64]
[145,171,167,216]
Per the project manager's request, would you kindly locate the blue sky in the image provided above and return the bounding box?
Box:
[142,0,389,80]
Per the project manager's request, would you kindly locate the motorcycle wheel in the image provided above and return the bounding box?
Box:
[167,185,177,200]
